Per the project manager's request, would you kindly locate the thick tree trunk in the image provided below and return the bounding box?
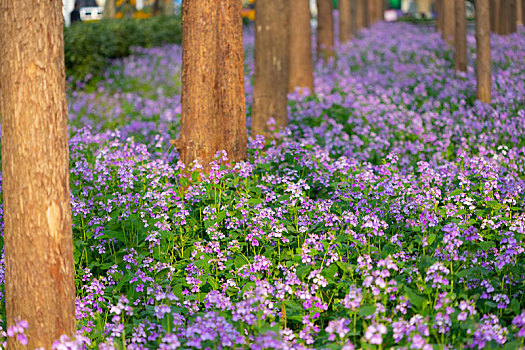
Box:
[176,0,247,170]
[442,0,455,44]
[351,0,359,36]
[339,0,352,44]
[288,0,314,93]
[104,0,116,18]
[317,0,335,60]
[455,0,467,72]
[476,0,492,103]
[252,0,289,137]
[0,0,75,349]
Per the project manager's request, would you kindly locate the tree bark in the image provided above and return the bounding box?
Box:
[455,0,467,72]
[288,0,314,93]
[104,0,116,18]
[252,0,289,137]
[436,0,443,32]
[517,0,523,25]
[442,0,455,44]
[356,0,365,31]
[363,0,369,27]
[476,0,491,103]
[317,0,335,60]
[339,0,352,44]
[351,0,359,36]
[177,0,247,170]
[509,0,517,33]
[0,0,76,349]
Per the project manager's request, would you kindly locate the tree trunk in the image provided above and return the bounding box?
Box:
[518,0,523,25]
[356,0,365,31]
[339,0,352,44]
[509,0,517,33]
[442,0,455,44]
[163,0,175,16]
[363,0,369,27]
[476,0,491,103]
[288,0,314,93]
[176,0,247,170]
[153,0,162,16]
[104,0,116,18]
[252,0,289,137]
[0,0,76,349]
[436,0,443,32]
[351,0,359,36]
[317,0,335,60]
[455,0,467,72]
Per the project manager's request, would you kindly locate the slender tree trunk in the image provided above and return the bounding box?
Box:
[490,0,496,31]
[339,0,352,44]
[0,0,75,349]
[442,0,455,44]
[476,0,491,103]
[104,0,116,18]
[436,0,443,32]
[252,0,289,137]
[509,0,517,33]
[356,0,365,30]
[455,0,467,71]
[351,0,359,36]
[288,0,314,93]
[363,0,369,27]
[317,0,335,60]
[163,0,175,16]
[522,0,525,25]
[517,0,523,25]
[153,0,162,16]
[176,0,247,170]
[498,0,509,34]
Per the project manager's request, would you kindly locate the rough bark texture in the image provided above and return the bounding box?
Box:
[177,0,247,169]
[103,0,116,18]
[442,0,455,44]
[317,0,335,61]
[252,0,289,137]
[288,0,314,93]
[0,0,76,349]
[455,0,467,72]
[476,0,492,103]
[339,0,352,44]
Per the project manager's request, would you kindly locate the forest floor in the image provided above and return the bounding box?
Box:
[2,22,525,349]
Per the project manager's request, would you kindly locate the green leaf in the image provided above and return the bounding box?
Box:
[449,189,463,197]
[427,234,436,246]
[358,305,376,317]
[405,286,426,311]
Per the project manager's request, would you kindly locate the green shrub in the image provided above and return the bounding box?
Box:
[64,16,182,80]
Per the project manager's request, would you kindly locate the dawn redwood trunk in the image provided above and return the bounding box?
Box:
[176,1,247,169]
[455,0,467,71]
[363,0,369,27]
[0,0,76,348]
[442,0,455,44]
[436,0,443,32]
[317,0,335,60]
[339,0,352,44]
[355,0,364,31]
[288,0,314,93]
[476,0,492,103]
[104,0,116,18]
[509,0,517,33]
[252,0,289,137]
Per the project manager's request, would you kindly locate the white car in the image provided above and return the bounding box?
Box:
[80,6,103,21]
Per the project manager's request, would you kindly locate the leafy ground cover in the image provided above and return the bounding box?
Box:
[1,23,525,349]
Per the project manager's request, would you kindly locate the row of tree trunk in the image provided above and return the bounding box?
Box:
[2,0,514,347]
[438,0,520,104]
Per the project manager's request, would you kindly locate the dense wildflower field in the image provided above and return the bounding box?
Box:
[2,22,525,349]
